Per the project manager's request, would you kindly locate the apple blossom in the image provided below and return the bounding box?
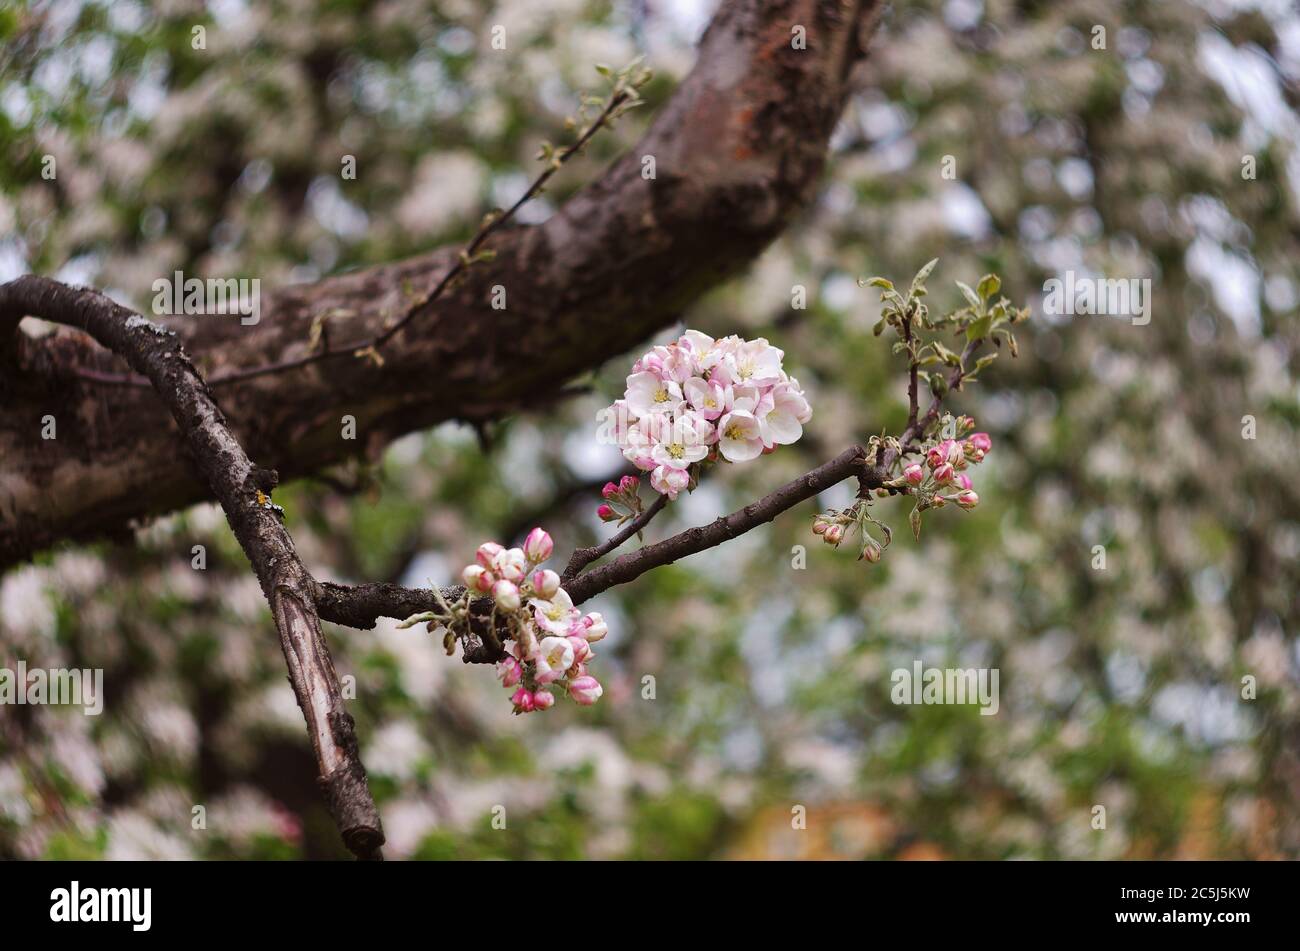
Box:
[601,331,811,499]
[597,503,617,521]
[530,588,580,635]
[904,464,925,486]
[492,579,521,611]
[967,432,992,454]
[532,689,556,711]
[568,634,594,665]
[568,675,604,706]
[650,463,690,500]
[496,656,523,688]
[493,547,528,582]
[684,376,730,421]
[532,568,560,599]
[580,612,608,642]
[430,531,609,713]
[476,542,503,569]
[534,635,576,685]
[462,563,492,593]
[718,409,764,462]
[523,527,554,562]
[625,371,682,417]
[955,489,980,509]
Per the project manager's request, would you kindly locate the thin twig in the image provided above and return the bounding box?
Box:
[74,91,634,392]
[562,492,668,582]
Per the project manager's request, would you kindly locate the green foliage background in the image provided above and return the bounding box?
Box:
[1,0,1298,859]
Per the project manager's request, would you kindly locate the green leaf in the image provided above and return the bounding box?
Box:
[976,273,1001,300]
[862,276,894,290]
[956,281,981,310]
[910,258,939,294]
[873,317,886,336]
[933,341,961,366]
[966,312,993,341]
[910,506,922,542]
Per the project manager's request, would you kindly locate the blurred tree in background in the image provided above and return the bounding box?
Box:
[1,0,1298,859]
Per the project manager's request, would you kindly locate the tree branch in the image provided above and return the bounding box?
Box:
[563,446,885,604]
[310,446,883,662]
[1,0,885,570]
[0,275,385,860]
[562,493,669,582]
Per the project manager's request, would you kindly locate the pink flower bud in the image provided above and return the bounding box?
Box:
[618,475,640,493]
[497,548,527,582]
[601,481,619,499]
[597,503,617,522]
[568,675,603,706]
[859,538,883,563]
[945,439,964,467]
[824,524,845,546]
[926,445,946,469]
[476,542,503,569]
[532,689,555,711]
[904,464,925,486]
[496,656,522,688]
[581,612,608,643]
[492,579,521,611]
[812,515,830,535]
[955,489,980,509]
[510,688,535,713]
[956,473,973,491]
[523,527,554,562]
[532,568,561,599]
[567,635,593,664]
[934,463,955,485]
[462,564,492,593]
[967,432,992,454]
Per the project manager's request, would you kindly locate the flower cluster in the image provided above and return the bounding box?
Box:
[597,474,643,524]
[602,331,812,499]
[465,529,605,714]
[814,419,992,563]
[400,528,604,714]
[902,425,990,511]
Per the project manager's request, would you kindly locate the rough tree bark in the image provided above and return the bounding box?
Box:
[0,0,884,570]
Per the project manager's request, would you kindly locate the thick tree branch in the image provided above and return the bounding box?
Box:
[0,275,385,860]
[1,0,885,570]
